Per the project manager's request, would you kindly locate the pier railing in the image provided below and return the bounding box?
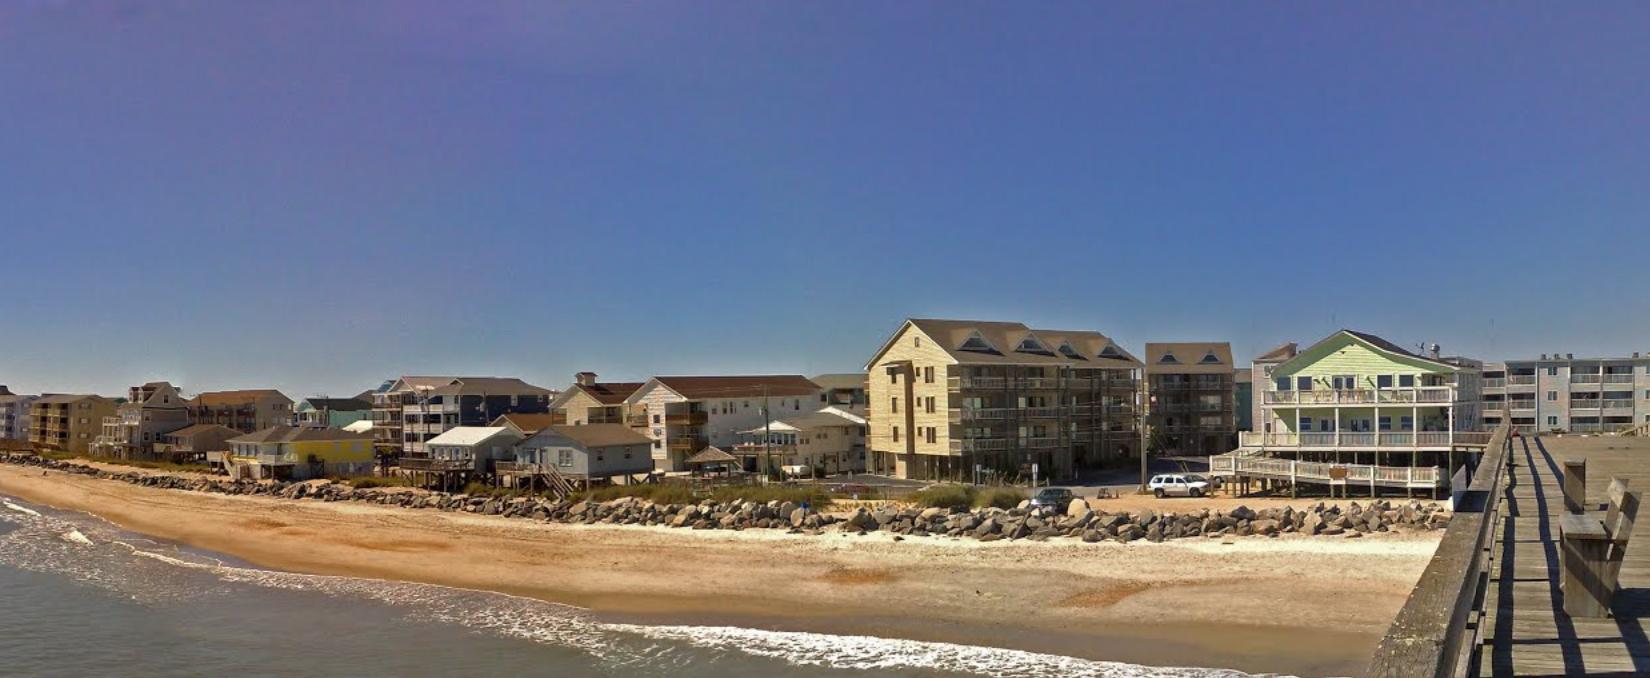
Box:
[1365,421,1511,678]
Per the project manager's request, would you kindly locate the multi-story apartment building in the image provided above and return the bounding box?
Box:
[734,406,868,476]
[91,381,191,459]
[370,377,456,463]
[396,377,555,457]
[864,319,1143,482]
[623,375,823,472]
[550,372,643,425]
[1244,330,1487,466]
[1481,353,1650,434]
[1144,342,1237,455]
[0,386,37,441]
[188,389,294,433]
[810,373,869,408]
[29,394,119,454]
[293,397,373,429]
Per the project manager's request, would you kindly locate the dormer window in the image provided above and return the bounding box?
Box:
[1199,352,1222,365]
[1099,345,1124,359]
[1015,337,1051,355]
[1057,343,1085,360]
[957,332,999,354]
[1159,353,1180,365]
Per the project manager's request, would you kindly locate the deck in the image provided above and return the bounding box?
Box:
[1209,453,1445,492]
[1477,435,1650,676]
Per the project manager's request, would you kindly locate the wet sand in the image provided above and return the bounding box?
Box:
[0,464,1437,676]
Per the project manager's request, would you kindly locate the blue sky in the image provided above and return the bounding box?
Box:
[3,2,1648,397]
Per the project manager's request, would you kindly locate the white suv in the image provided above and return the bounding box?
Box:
[1148,474,1211,498]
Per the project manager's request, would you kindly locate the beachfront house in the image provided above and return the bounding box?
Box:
[623,375,823,473]
[293,397,373,429]
[734,406,867,477]
[189,389,295,433]
[1240,330,1489,473]
[499,424,654,491]
[91,382,191,460]
[550,372,643,425]
[401,426,524,488]
[154,423,243,466]
[225,426,376,481]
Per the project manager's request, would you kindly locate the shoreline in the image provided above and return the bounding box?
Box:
[0,464,1433,677]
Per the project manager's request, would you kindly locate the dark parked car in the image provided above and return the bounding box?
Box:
[1029,487,1075,514]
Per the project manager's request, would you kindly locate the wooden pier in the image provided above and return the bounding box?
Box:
[1368,431,1650,677]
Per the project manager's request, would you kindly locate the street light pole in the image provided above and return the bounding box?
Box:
[1139,373,1151,493]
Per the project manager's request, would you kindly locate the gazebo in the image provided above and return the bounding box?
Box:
[684,446,740,477]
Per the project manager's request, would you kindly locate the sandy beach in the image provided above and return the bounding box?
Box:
[0,464,1436,677]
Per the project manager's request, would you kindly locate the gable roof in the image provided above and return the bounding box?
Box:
[635,375,822,402]
[35,393,109,405]
[424,377,555,398]
[1253,342,1299,363]
[490,412,561,435]
[191,389,291,406]
[809,373,868,391]
[164,423,244,440]
[424,426,519,447]
[555,381,644,406]
[1274,330,1459,374]
[741,408,865,434]
[1144,343,1234,375]
[685,446,738,465]
[869,319,1142,369]
[528,424,652,448]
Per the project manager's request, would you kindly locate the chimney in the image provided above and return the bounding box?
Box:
[1566,353,1574,360]
[1540,353,1547,360]
[1635,352,1641,359]
[575,372,598,387]
[1429,343,1441,360]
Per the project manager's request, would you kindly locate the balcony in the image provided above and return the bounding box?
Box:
[1021,406,1063,418]
[1483,378,1507,389]
[1570,401,1602,411]
[1239,430,1491,449]
[666,436,705,451]
[1507,375,1537,386]
[1262,387,1453,406]
[1599,400,1635,410]
[398,455,472,472]
[950,438,1010,453]
[1508,400,1536,411]
[1603,374,1637,387]
[664,411,709,426]
[949,407,1014,423]
[626,414,650,427]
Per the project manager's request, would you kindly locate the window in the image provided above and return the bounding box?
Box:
[924,366,934,384]
[1548,416,1559,426]
[1199,352,1222,364]
[1399,374,1415,388]
[925,396,935,413]
[925,427,936,444]
[914,336,921,348]
[1275,377,1291,391]
[1331,375,1356,390]
[1299,417,1312,431]
[1378,416,1392,431]
[959,333,997,353]
[892,426,900,442]
[890,397,898,413]
[1158,353,1180,364]
[889,370,897,384]
[653,440,661,449]
[1377,375,1393,388]
[1547,391,1558,401]
[1400,416,1414,431]
[1058,343,1084,360]
[1547,367,1558,376]
[652,414,660,424]
[1296,376,1313,391]
[1099,345,1124,359]
[557,449,573,467]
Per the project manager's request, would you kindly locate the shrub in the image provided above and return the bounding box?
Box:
[911,484,976,509]
[975,487,1027,509]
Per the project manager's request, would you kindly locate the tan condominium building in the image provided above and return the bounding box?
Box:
[30,394,119,454]
[551,372,644,425]
[624,375,823,472]
[1144,342,1237,456]
[865,319,1143,482]
[188,389,295,433]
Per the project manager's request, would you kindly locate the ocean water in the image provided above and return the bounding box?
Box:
[0,495,1264,678]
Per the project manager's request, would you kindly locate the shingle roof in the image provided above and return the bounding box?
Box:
[164,424,243,439]
[425,377,555,398]
[191,389,291,406]
[809,373,868,391]
[1253,342,1299,362]
[568,381,644,405]
[874,319,1142,368]
[685,446,738,465]
[1341,330,1458,369]
[491,413,560,434]
[35,393,107,405]
[1144,342,1235,375]
[540,424,651,448]
[648,375,821,399]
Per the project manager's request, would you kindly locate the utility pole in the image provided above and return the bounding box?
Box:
[762,384,772,483]
[1139,372,1151,493]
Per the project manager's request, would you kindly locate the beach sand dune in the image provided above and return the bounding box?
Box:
[0,465,1435,677]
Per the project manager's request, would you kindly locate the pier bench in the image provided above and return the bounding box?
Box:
[1558,472,1640,618]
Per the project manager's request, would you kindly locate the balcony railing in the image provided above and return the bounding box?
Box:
[399,456,472,472]
[1262,387,1453,405]
[949,376,1126,392]
[1570,423,1604,433]
[1601,400,1635,410]
[950,438,1010,453]
[1569,374,1602,384]
[1239,430,1490,449]
[1507,401,1536,411]
[1507,375,1537,386]
[664,411,709,426]
[1483,378,1506,388]
[1569,401,1601,410]
[1603,374,1637,385]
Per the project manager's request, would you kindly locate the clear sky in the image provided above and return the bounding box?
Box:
[3,2,1648,398]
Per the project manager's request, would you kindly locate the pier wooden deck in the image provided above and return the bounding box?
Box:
[1477,435,1650,677]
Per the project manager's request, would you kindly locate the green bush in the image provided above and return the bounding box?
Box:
[974,487,1027,509]
[911,484,977,509]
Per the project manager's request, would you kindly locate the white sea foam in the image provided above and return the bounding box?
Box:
[60,529,94,546]
[4,500,41,516]
[604,623,1270,678]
